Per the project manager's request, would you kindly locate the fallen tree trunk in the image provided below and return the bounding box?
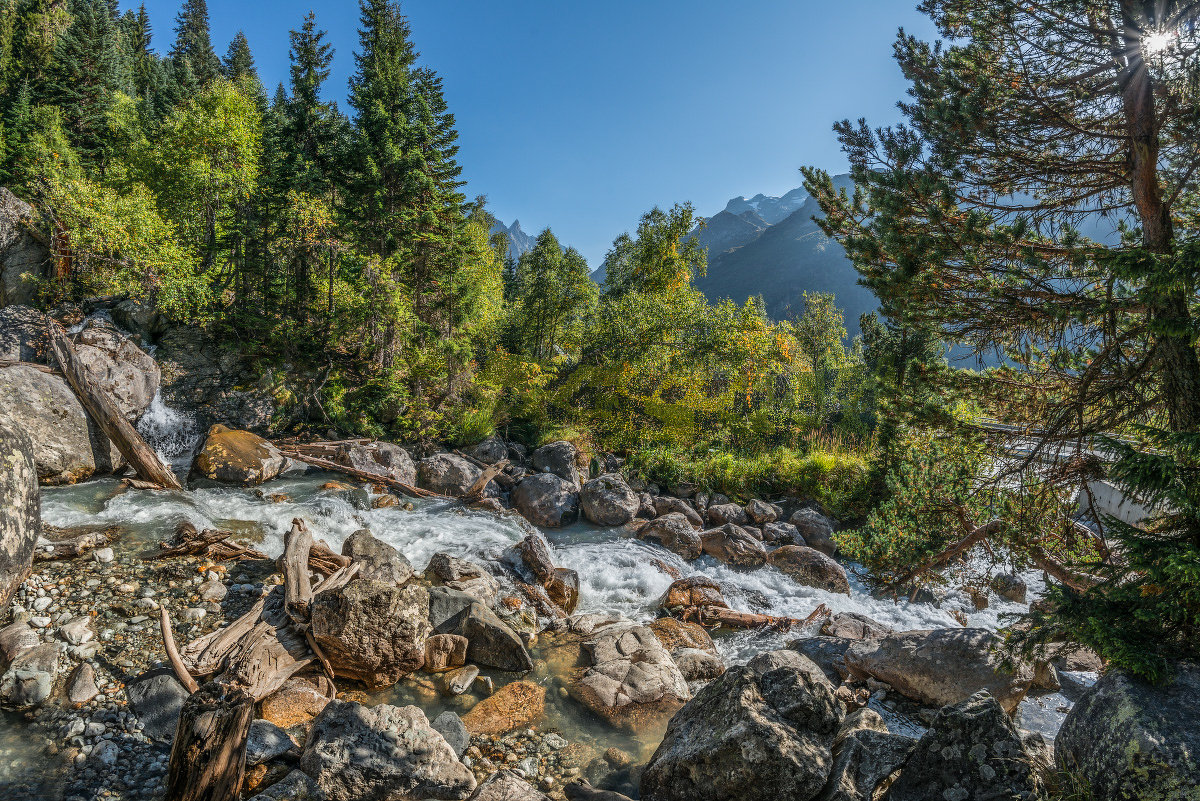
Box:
[45,320,182,490]
[455,449,516,491]
[282,518,314,624]
[277,448,444,500]
[35,526,119,561]
[165,682,254,801]
[154,523,269,562]
[687,602,832,632]
[886,520,1005,591]
[461,459,510,502]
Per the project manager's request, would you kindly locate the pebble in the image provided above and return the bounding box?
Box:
[183,608,206,622]
[198,581,227,602]
[31,615,51,628]
[93,548,115,564]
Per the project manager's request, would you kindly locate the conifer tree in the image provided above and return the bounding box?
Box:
[280,12,341,197]
[222,31,258,83]
[47,0,120,168]
[170,0,220,86]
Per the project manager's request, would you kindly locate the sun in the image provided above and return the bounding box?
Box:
[1143,30,1175,56]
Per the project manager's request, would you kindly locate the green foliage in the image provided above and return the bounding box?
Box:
[170,0,220,86]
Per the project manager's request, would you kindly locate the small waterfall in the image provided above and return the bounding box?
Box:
[136,391,200,472]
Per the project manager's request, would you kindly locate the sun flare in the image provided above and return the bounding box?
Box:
[1143,30,1175,55]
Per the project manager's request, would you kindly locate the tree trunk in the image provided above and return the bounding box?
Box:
[165,682,254,801]
[45,321,182,490]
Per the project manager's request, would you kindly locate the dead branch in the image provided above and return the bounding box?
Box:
[276,448,444,500]
[159,607,200,694]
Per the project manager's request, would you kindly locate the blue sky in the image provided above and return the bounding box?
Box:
[132,1,935,265]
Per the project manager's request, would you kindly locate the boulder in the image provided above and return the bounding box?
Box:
[428,587,533,672]
[341,530,414,587]
[300,700,476,801]
[648,617,718,656]
[0,424,38,609]
[989,572,1028,604]
[1056,662,1200,801]
[673,648,725,682]
[154,325,275,431]
[789,509,838,556]
[461,680,546,735]
[432,710,470,759]
[761,521,804,545]
[514,533,580,612]
[640,650,844,801]
[652,497,704,528]
[0,642,63,707]
[425,634,469,673]
[769,546,850,595]
[580,474,640,526]
[469,770,550,800]
[418,453,483,496]
[820,612,892,641]
[246,769,325,801]
[66,662,99,705]
[554,618,691,733]
[110,298,170,344]
[745,499,780,524]
[0,622,39,666]
[261,675,331,729]
[191,424,286,486]
[0,363,124,483]
[310,580,431,689]
[425,553,501,606]
[887,691,1045,801]
[126,668,189,742]
[843,628,1034,714]
[658,576,728,613]
[247,719,297,766]
[788,637,855,685]
[700,524,767,568]
[512,473,580,527]
[0,305,48,362]
[335,442,416,486]
[817,728,914,801]
[706,503,748,527]
[638,513,703,560]
[0,188,48,306]
[531,440,580,488]
[465,436,509,465]
[442,665,479,696]
[71,317,160,420]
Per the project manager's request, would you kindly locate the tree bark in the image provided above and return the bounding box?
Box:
[282,518,314,624]
[45,321,182,490]
[165,682,254,801]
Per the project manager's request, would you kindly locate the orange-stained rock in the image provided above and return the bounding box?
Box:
[648,617,718,656]
[191,424,286,486]
[260,676,330,729]
[461,680,546,735]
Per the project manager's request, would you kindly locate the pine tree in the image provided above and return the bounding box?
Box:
[222,31,257,83]
[47,0,120,168]
[280,12,341,197]
[804,0,1200,680]
[170,0,220,86]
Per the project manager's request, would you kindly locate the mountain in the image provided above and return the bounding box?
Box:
[694,174,877,335]
[490,219,537,259]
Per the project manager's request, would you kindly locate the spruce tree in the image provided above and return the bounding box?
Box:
[47,0,120,168]
[280,12,340,197]
[170,0,221,86]
[222,31,258,83]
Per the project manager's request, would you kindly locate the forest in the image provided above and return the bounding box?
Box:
[2,0,1198,698]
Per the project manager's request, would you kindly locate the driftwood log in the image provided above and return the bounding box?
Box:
[282,518,314,623]
[35,526,120,561]
[461,459,511,502]
[276,448,444,500]
[681,602,832,632]
[165,682,254,801]
[455,449,516,491]
[154,523,269,562]
[45,320,182,490]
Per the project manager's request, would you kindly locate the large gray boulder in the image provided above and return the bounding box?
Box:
[341,530,414,587]
[428,586,533,673]
[531,440,580,488]
[817,727,913,801]
[887,691,1045,801]
[652,496,704,528]
[465,436,509,465]
[418,453,483,496]
[790,509,838,556]
[246,769,325,801]
[700,524,767,568]
[300,700,476,801]
[640,650,844,801]
[126,668,190,742]
[580,473,640,526]
[0,424,38,609]
[1056,662,1200,801]
[310,580,431,689]
[335,441,416,486]
[0,305,48,362]
[0,188,48,306]
[71,318,160,420]
[844,628,1034,714]
[638,513,703,560]
[565,619,691,733]
[191,424,286,486]
[512,473,579,527]
[425,552,501,606]
[0,363,124,483]
[769,546,850,595]
[706,503,748,527]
